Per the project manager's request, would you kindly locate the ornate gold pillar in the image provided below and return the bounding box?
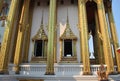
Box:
[0,0,4,13]
[45,0,56,75]
[94,11,104,64]
[0,0,20,74]
[107,2,120,73]
[10,1,23,63]
[13,0,30,74]
[78,0,91,75]
[23,0,35,63]
[97,0,114,74]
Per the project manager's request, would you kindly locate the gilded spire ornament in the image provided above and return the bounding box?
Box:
[60,9,77,40]
[32,11,47,41]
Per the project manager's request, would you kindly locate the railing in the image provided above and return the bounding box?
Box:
[90,65,107,75]
[8,64,118,76]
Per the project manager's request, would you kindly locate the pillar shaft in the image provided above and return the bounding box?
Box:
[14,0,30,73]
[78,0,91,75]
[0,0,20,74]
[107,6,120,72]
[23,1,35,63]
[94,11,104,64]
[10,1,23,63]
[45,0,56,75]
[97,0,114,74]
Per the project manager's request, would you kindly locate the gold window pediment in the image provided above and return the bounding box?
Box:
[32,24,48,41]
[60,23,77,40]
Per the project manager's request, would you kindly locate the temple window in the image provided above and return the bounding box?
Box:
[64,39,72,57]
[37,1,40,6]
[31,15,48,63]
[60,0,64,5]
[59,14,77,63]
[71,0,74,4]
[47,1,49,6]
[34,40,44,57]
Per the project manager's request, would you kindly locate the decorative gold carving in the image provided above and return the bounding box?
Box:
[60,13,77,40]
[31,57,47,63]
[32,11,47,41]
[32,24,47,41]
[31,11,48,63]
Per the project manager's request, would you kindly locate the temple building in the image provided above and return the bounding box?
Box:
[0,0,120,81]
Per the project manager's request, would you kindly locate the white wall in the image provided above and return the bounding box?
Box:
[29,0,81,62]
[29,0,49,61]
[57,0,80,62]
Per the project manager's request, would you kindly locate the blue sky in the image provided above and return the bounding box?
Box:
[112,0,120,44]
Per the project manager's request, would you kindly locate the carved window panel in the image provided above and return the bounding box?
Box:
[31,39,47,63]
[31,20,48,63]
[59,20,78,63]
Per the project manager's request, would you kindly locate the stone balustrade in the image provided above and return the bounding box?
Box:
[8,64,118,76]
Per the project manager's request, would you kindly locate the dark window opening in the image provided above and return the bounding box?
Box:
[60,0,64,5]
[34,40,43,57]
[37,2,40,6]
[71,0,74,4]
[47,1,49,6]
[64,39,72,57]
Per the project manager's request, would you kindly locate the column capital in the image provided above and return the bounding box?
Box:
[96,0,103,4]
[78,0,86,4]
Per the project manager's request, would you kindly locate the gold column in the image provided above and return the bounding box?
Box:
[23,1,35,63]
[93,33,98,64]
[107,2,120,72]
[0,0,4,13]
[45,0,56,75]
[94,11,104,64]
[0,0,20,74]
[10,0,23,63]
[13,0,30,74]
[78,0,91,75]
[97,0,114,74]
